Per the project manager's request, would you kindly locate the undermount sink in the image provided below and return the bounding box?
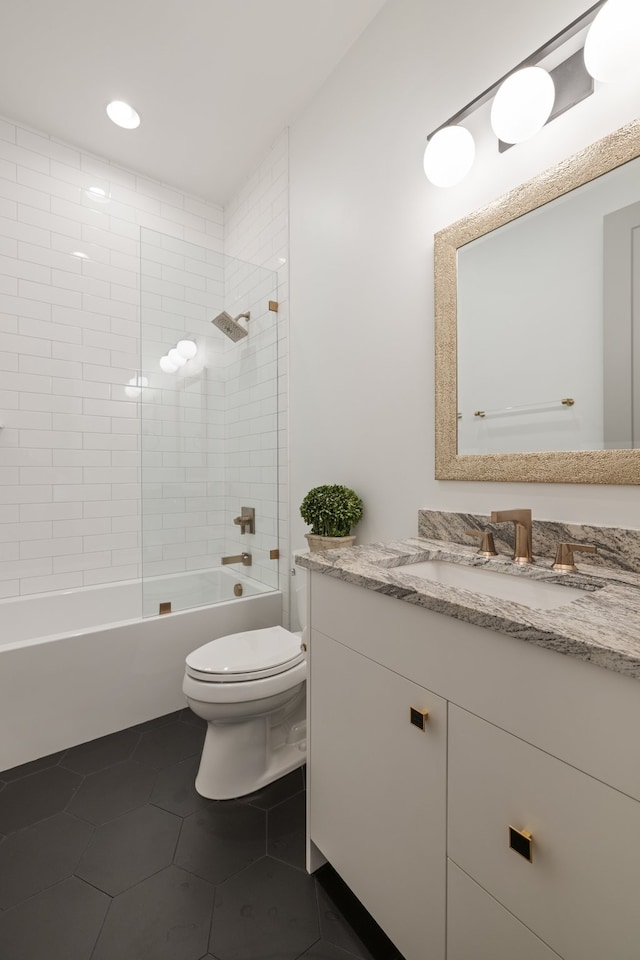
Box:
[393,560,586,610]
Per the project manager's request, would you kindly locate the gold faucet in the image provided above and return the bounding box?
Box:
[221,552,252,567]
[490,509,533,564]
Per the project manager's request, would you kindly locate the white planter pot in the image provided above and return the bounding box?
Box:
[305,534,356,553]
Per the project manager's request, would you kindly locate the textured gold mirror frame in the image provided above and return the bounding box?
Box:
[434,118,640,484]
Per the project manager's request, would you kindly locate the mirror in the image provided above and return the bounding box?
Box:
[434,118,640,484]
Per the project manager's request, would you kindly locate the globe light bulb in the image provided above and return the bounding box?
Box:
[584,0,640,83]
[423,126,475,187]
[490,67,555,144]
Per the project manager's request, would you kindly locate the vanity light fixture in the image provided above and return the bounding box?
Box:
[422,0,633,187]
[106,100,141,129]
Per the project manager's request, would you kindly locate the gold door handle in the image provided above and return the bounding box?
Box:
[509,825,533,862]
[410,707,429,731]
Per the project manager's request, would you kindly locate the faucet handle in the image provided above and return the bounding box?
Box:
[465,527,498,557]
[232,506,255,534]
[552,542,597,573]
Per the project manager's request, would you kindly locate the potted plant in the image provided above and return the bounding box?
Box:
[300,484,364,552]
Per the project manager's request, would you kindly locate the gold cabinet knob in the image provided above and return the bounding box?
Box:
[509,825,533,862]
[410,707,429,731]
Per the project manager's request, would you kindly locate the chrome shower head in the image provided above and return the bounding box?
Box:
[211,310,250,342]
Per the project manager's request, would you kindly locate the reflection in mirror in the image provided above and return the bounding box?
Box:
[434,118,640,484]
[457,154,640,455]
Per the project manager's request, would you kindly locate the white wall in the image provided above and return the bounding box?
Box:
[289,0,640,548]
[0,116,225,597]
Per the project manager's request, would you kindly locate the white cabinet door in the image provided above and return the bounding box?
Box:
[447,861,561,960]
[448,704,640,960]
[309,630,447,960]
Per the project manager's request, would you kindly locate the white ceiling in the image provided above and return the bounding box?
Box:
[0,0,387,205]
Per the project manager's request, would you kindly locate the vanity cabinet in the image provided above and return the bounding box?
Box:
[447,862,561,960]
[309,631,447,960]
[448,704,640,960]
[306,570,640,960]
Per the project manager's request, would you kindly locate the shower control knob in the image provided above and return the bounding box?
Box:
[232,507,255,534]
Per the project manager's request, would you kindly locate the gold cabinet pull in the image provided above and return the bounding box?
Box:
[410,707,429,731]
[509,825,533,862]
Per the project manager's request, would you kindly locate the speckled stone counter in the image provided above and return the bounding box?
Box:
[296,536,640,681]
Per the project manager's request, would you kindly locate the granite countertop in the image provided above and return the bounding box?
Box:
[296,537,640,681]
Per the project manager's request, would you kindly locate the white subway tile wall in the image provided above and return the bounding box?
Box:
[0,115,288,611]
[0,116,225,597]
[224,131,290,624]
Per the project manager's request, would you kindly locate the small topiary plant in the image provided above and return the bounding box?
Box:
[300,484,364,538]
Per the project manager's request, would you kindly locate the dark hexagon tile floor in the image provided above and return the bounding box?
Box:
[0,713,403,960]
[0,812,93,909]
[151,754,212,818]
[210,856,319,960]
[92,865,214,960]
[267,789,306,869]
[0,876,109,960]
[174,801,266,884]
[76,803,181,896]
[132,717,205,770]
[0,765,82,834]
[61,728,141,775]
[66,759,157,825]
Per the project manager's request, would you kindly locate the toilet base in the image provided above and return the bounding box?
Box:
[192,687,306,800]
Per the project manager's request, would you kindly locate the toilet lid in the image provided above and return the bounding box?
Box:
[185,626,305,682]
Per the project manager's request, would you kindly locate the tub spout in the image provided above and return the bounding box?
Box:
[221,552,252,567]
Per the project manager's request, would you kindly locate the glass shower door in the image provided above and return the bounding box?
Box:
[139,229,279,616]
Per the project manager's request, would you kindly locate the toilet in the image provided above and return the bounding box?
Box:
[182,562,307,800]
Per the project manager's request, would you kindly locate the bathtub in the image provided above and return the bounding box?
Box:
[0,568,281,772]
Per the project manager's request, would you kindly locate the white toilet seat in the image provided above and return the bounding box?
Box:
[185,625,304,683]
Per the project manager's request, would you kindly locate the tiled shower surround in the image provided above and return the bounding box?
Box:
[0,115,284,599]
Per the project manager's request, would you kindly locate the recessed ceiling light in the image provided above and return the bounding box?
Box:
[106,100,141,130]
